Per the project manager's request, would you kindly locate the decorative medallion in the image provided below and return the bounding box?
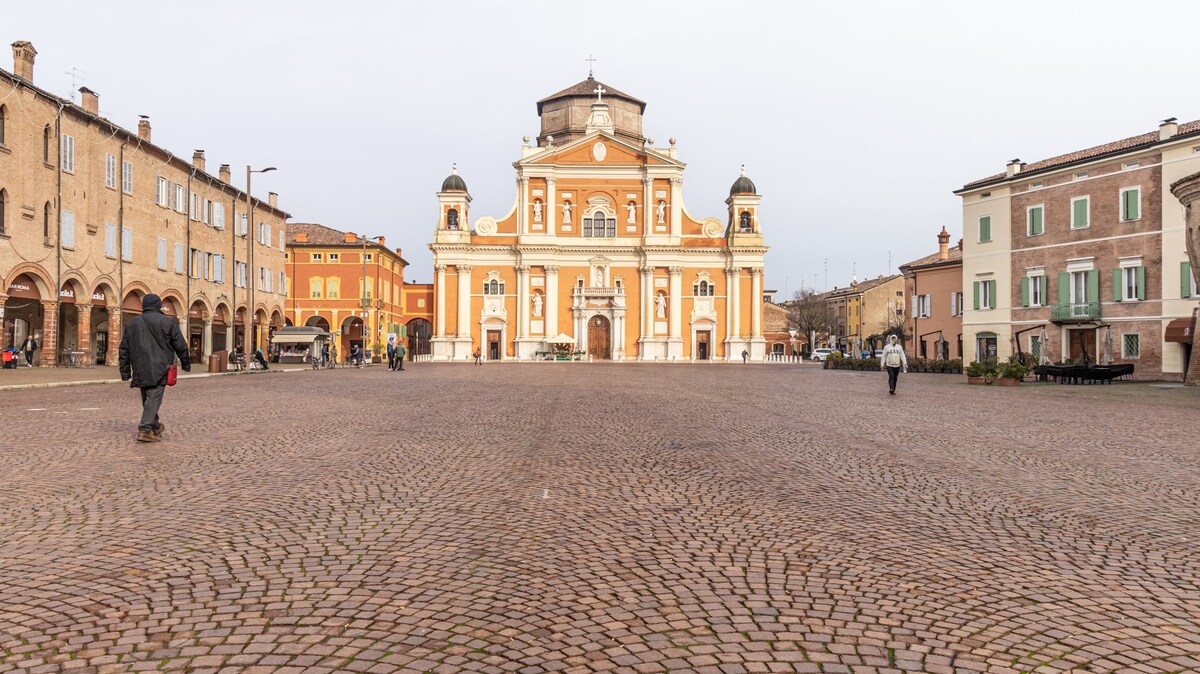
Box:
[592,142,607,162]
[475,216,497,236]
[703,217,723,238]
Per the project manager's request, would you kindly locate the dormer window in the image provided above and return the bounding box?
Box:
[447,208,459,230]
[739,211,752,232]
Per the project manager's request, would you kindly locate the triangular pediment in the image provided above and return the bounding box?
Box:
[520,131,683,168]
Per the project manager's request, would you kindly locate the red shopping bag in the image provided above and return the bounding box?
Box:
[166,363,178,386]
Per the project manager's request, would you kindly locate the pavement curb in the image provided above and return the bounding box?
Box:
[0,368,301,393]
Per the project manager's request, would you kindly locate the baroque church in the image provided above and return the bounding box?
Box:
[428,76,768,361]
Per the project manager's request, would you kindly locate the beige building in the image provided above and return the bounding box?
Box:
[1,41,289,366]
[428,77,768,362]
[956,117,1200,379]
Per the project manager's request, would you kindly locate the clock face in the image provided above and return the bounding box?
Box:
[592,142,607,162]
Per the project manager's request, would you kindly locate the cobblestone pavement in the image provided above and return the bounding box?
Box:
[1,365,1198,674]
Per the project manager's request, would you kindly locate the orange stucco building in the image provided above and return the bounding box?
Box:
[429,77,768,362]
[899,227,964,360]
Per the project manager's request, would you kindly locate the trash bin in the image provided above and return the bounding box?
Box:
[208,354,221,373]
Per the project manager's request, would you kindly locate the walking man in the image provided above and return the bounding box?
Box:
[395,342,405,371]
[118,294,190,442]
[386,341,396,371]
[880,334,908,395]
[741,349,749,364]
[21,334,37,366]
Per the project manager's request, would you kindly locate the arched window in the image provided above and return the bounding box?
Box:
[739,211,752,232]
[0,105,6,145]
[309,277,323,298]
[446,208,459,230]
[693,277,714,297]
[327,278,340,299]
[43,201,51,241]
[583,209,616,237]
[44,125,52,163]
[483,278,504,295]
[0,189,6,235]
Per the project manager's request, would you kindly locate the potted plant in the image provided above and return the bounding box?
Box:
[966,359,999,384]
[996,361,1027,385]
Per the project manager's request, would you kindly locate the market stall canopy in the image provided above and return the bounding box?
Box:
[270,326,332,345]
[547,333,575,344]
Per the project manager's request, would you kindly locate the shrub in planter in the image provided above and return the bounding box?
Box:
[966,359,1000,383]
[999,361,1027,383]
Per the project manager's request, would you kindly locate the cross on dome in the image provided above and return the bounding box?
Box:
[451,163,458,174]
[585,54,597,78]
[594,85,607,102]
[740,164,746,177]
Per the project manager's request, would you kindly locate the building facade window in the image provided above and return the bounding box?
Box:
[1120,187,1141,222]
[122,226,133,261]
[105,223,117,258]
[327,279,340,298]
[1027,205,1044,236]
[0,105,5,145]
[60,134,74,173]
[583,210,616,237]
[973,279,996,310]
[483,279,505,295]
[310,277,322,298]
[447,208,459,230]
[1030,334,1042,362]
[328,253,339,262]
[105,154,117,189]
[43,202,51,242]
[1071,196,1089,228]
[0,189,5,235]
[1184,262,1198,298]
[1122,334,1140,359]
[43,125,51,163]
[1114,265,1145,302]
[976,332,998,360]
[312,253,322,262]
[174,184,186,212]
[978,215,991,242]
[122,161,133,194]
[693,280,714,296]
[1021,273,1047,307]
[156,176,169,206]
[739,211,752,231]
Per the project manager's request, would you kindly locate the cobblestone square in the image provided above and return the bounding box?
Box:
[1,365,1198,674]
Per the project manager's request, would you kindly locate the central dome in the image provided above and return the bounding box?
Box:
[535,76,646,147]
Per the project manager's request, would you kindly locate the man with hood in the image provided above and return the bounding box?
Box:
[879,334,908,395]
[118,294,190,442]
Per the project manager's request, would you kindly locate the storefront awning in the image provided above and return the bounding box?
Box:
[1165,316,1196,343]
[270,333,326,345]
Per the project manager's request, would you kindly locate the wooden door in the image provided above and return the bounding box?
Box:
[696,330,710,360]
[1068,328,1096,363]
[487,330,501,360]
[588,316,611,359]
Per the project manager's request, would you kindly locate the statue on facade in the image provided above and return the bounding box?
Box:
[655,292,667,319]
[594,267,605,287]
[533,200,543,223]
[626,202,636,224]
[656,201,666,224]
[532,293,543,318]
[561,201,572,223]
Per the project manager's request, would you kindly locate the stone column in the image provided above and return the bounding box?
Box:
[203,319,214,358]
[39,300,58,366]
[457,264,472,339]
[668,266,683,339]
[75,304,93,365]
[106,306,121,366]
[225,325,234,354]
[434,264,447,337]
[546,177,557,236]
[545,265,559,337]
[515,265,530,342]
[730,267,742,339]
[751,267,763,338]
[1168,176,1200,386]
[725,266,737,346]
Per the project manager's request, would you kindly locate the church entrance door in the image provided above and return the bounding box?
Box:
[696,330,710,360]
[487,330,501,361]
[588,315,611,359]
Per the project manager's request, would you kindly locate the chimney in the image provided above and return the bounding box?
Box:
[376,235,385,247]
[218,164,231,183]
[294,232,308,243]
[268,192,278,209]
[79,87,99,114]
[344,232,357,244]
[192,150,206,173]
[957,238,963,251]
[137,117,151,142]
[937,226,951,261]
[11,41,36,81]
[1005,158,1024,177]
[1159,117,1179,141]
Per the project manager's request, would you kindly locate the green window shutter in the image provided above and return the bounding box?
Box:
[1034,207,1043,234]
[1112,268,1123,302]
[1058,272,1070,305]
[973,281,980,310]
[1020,277,1030,306]
[1136,266,1146,301]
[1040,275,1049,303]
[1087,269,1099,304]
[1122,189,1140,221]
[1073,199,1088,227]
[979,216,991,242]
[988,281,997,309]
[1184,261,1194,298]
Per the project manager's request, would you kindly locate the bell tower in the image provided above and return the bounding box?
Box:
[433,164,471,244]
[726,166,763,247]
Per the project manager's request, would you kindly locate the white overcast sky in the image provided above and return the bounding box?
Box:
[8,1,1199,292]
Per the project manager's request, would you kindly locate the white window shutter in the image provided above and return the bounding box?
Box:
[122,227,133,261]
[62,211,75,247]
[912,296,918,317]
[157,239,166,269]
[279,230,285,252]
[105,223,117,257]
[175,243,185,273]
[950,292,957,317]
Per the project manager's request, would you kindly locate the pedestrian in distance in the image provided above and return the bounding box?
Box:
[118,293,190,443]
[21,334,37,366]
[880,334,908,395]
[386,341,396,370]
[474,346,482,365]
[395,342,405,371]
[321,342,330,368]
[741,349,749,364]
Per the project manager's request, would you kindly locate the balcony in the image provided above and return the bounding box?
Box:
[1050,302,1101,322]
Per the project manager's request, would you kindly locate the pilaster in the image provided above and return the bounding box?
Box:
[75,304,93,365]
[39,300,58,366]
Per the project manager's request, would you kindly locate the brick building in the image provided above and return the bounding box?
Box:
[956,117,1200,379]
[0,41,289,367]
[899,227,964,360]
[284,223,413,359]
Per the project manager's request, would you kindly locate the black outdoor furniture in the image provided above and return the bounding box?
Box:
[1033,363,1135,384]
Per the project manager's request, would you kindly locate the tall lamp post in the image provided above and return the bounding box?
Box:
[246,165,277,352]
[360,234,383,357]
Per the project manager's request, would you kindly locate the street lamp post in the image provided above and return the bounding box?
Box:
[246,165,276,352]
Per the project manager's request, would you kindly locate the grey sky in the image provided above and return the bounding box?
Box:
[9,1,1199,293]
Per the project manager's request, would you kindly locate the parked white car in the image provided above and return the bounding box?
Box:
[809,348,837,362]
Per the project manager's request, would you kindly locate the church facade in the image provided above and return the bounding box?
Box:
[428,77,767,362]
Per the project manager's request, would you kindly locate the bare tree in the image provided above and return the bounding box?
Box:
[786,289,833,351]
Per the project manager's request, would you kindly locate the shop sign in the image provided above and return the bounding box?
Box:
[6,280,39,299]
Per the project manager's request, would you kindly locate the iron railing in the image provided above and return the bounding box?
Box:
[1050,302,1101,322]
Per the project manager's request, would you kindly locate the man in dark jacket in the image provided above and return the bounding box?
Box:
[118,294,190,443]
